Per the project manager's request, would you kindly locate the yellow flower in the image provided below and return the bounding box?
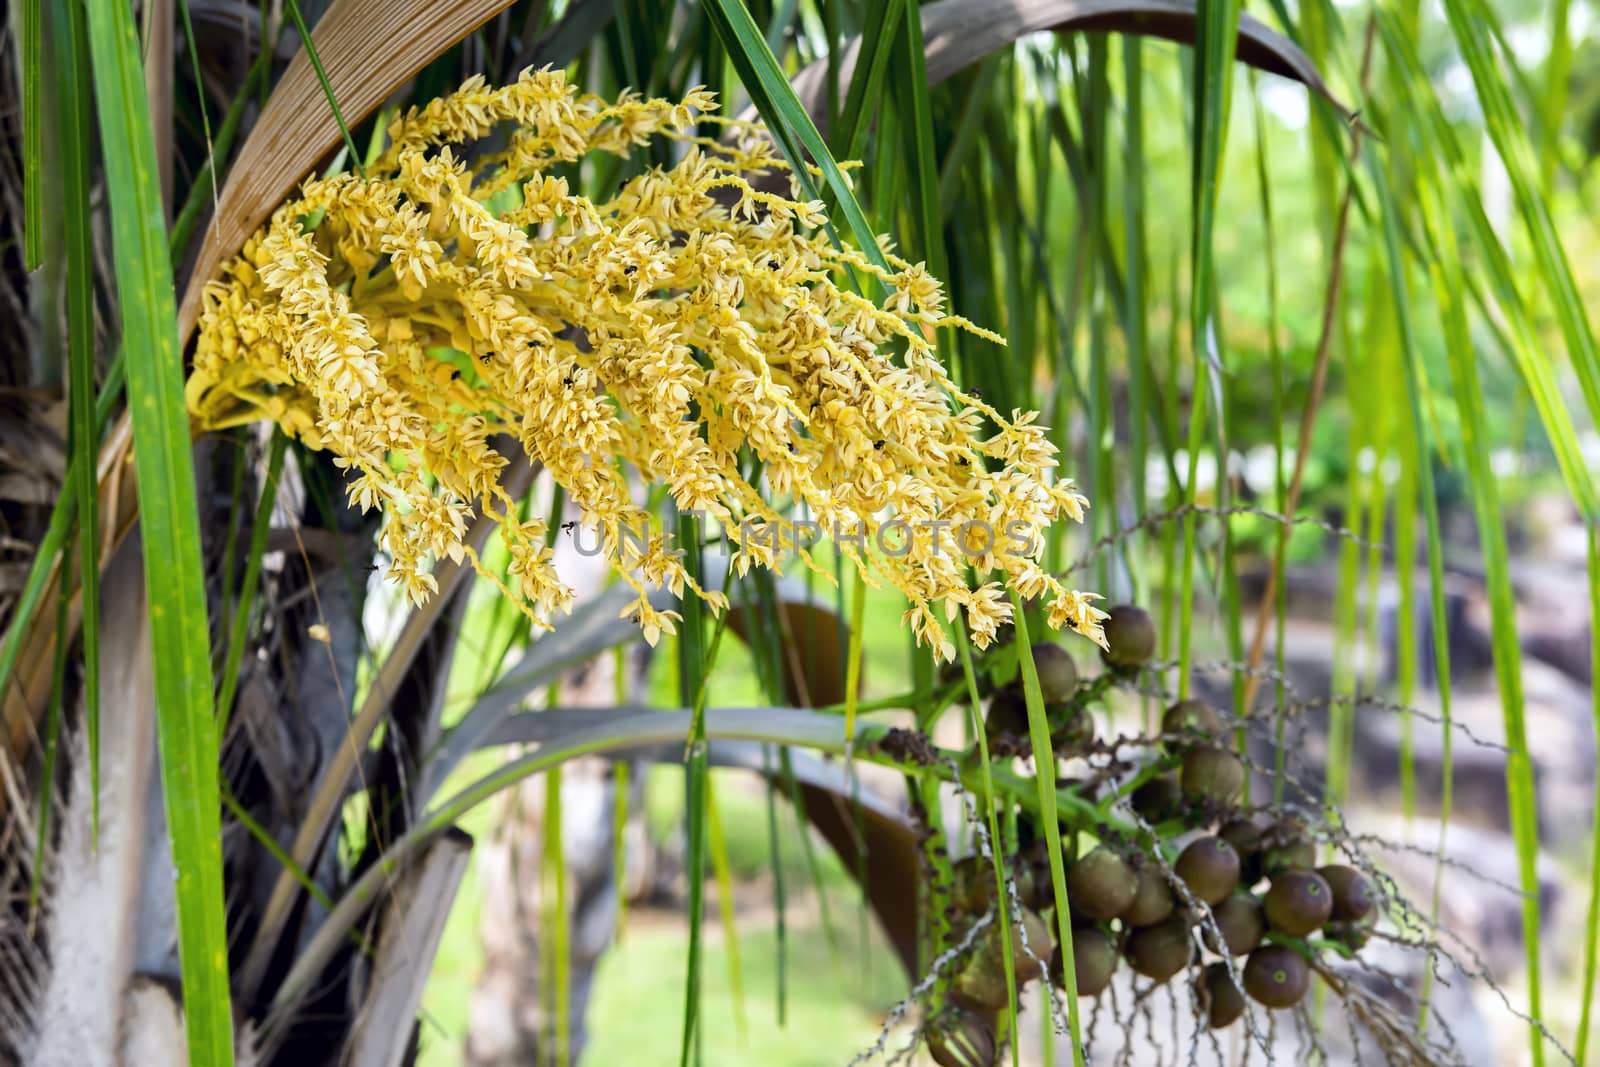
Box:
[188,67,1105,658]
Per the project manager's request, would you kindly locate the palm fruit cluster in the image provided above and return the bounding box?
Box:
[927,603,1381,1067]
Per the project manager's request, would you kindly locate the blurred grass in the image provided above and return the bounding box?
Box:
[582,912,904,1067]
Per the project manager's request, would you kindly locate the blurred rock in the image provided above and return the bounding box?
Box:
[1345,814,1563,982]
[1349,661,1596,847]
[1216,563,1596,850]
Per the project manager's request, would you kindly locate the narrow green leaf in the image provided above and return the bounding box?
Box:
[221,786,337,914]
[702,0,888,274]
[544,764,571,1067]
[889,0,945,291]
[0,378,118,727]
[955,624,1020,1039]
[676,511,709,1067]
[1378,15,1598,519]
[704,777,747,1041]
[1425,184,1544,1067]
[283,0,366,178]
[936,59,1001,222]
[829,0,902,163]
[1393,407,1419,820]
[1441,0,1600,445]
[1378,74,1598,1051]
[1178,0,1241,697]
[759,746,785,1022]
[81,0,232,1061]
[1250,82,1292,795]
[1123,39,1148,534]
[176,0,216,185]
[605,8,640,97]
[53,0,101,836]
[1326,259,1379,807]
[0,0,243,824]
[1189,0,1241,318]
[171,41,273,268]
[1577,525,1600,1064]
[217,433,287,732]
[1081,38,1112,595]
[613,752,631,946]
[22,0,42,270]
[681,749,707,1067]
[842,571,865,744]
[28,584,71,913]
[1009,594,1086,1067]
[1539,0,1572,195]
[539,765,558,1067]
[818,0,841,131]
[1389,233,1456,1036]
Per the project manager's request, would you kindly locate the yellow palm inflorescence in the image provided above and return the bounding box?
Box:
[187,68,1104,659]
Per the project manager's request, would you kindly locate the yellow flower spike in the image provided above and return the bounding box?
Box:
[187,67,1101,659]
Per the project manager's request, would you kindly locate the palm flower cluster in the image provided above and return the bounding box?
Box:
[187,67,1105,657]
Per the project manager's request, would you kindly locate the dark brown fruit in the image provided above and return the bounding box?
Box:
[1121,864,1177,927]
[1162,699,1223,744]
[1263,870,1334,936]
[1017,838,1056,908]
[1180,747,1245,806]
[1198,962,1247,1028]
[954,907,1047,1008]
[1049,703,1096,753]
[1261,820,1316,875]
[1219,817,1268,885]
[1008,908,1055,983]
[1053,925,1119,997]
[1131,775,1183,822]
[1175,836,1241,904]
[1067,847,1137,921]
[927,1006,999,1067]
[954,853,1043,916]
[954,909,1051,1008]
[1243,945,1311,1008]
[1101,605,1157,671]
[1205,893,1266,956]
[1317,864,1377,922]
[952,953,1009,1010]
[1031,642,1079,703]
[985,688,1029,741]
[1124,915,1194,982]
[1011,857,1045,912]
